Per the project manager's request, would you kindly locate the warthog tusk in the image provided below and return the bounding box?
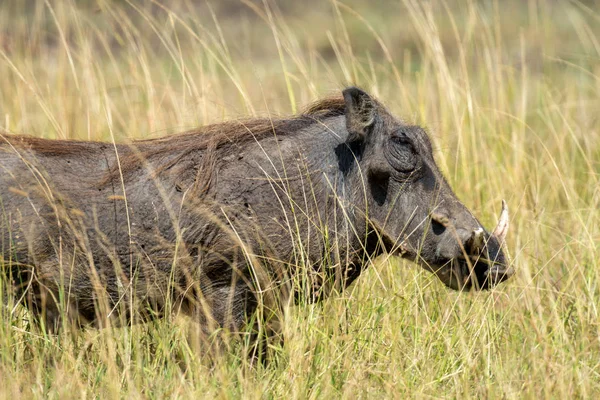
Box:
[471,228,485,252]
[492,200,509,243]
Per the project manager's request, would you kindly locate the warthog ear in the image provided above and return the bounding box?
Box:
[343,87,376,143]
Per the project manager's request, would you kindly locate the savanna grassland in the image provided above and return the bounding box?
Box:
[1,0,599,398]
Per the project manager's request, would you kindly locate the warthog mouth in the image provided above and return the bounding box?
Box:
[383,242,511,291]
[444,254,513,291]
[437,201,513,291]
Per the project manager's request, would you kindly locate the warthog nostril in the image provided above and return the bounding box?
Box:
[431,220,446,235]
[430,213,449,236]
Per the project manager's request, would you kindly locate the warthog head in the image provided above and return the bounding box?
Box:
[343,87,513,290]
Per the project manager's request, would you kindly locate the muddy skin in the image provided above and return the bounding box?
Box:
[0,87,512,357]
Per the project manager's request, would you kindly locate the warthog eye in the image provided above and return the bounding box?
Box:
[388,134,418,173]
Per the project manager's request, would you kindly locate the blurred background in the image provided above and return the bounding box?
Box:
[2,1,598,135]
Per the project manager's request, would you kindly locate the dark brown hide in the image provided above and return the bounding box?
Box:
[0,88,512,334]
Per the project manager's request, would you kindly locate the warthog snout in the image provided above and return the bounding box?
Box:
[432,201,513,291]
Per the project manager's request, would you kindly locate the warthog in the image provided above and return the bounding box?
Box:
[0,87,512,339]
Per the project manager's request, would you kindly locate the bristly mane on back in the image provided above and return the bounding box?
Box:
[5,96,346,153]
[102,96,348,179]
[2,96,348,186]
[102,95,349,186]
[137,95,347,150]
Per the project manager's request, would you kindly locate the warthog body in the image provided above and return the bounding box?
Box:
[0,88,512,335]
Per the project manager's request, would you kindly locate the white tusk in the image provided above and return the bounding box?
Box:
[472,227,484,251]
[492,200,509,243]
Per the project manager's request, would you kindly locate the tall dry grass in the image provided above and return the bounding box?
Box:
[0,0,599,398]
